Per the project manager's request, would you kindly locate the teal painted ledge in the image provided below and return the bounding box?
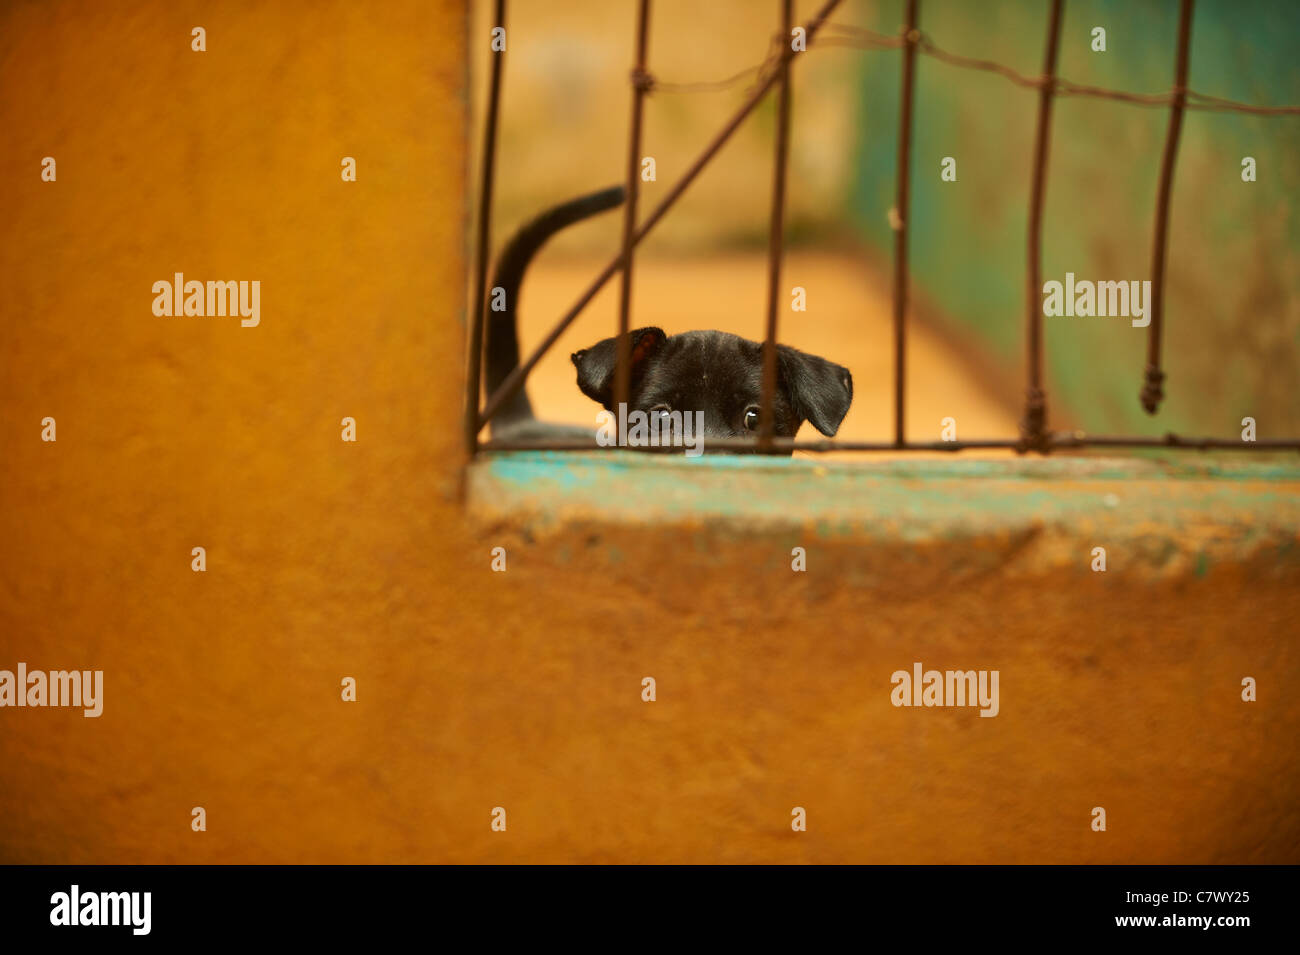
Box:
[468,451,1300,558]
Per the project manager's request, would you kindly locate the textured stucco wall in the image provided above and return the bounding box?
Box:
[0,0,469,862]
[467,451,1300,863]
[1,0,1297,865]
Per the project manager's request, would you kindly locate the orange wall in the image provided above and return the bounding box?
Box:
[2,0,1297,864]
[0,0,469,862]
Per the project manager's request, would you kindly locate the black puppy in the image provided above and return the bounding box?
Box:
[485,186,853,450]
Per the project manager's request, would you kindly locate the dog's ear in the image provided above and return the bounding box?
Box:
[571,327,666,407]
[777,345,853,436]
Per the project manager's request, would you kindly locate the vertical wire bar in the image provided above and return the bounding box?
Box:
[465,0,507,458]
[614,0,652,417]
[1021,0,1064,452]
[1141,0,1194,415]
[758,0,795,452]
[891,0,919,448]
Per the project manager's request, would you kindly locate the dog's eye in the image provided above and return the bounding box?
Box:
[743,406,761,431]
[649,403,672,418]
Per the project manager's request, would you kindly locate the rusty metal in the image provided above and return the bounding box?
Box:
[891,0,919,448]
[758,0,795,452]
[469,0,1300,460]
[793,22,1300,114]
[1141,0,1195,415]
[464,0,506,458]
[477,0,846,431]
[613,0,652,417]
[1051,433,1300,450]
[480,434,1300,454]
[481,436,1027,453]
[1020,0,1063,453]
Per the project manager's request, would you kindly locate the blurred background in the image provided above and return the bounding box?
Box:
[472,0,1300,443]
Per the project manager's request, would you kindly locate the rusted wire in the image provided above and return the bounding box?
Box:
[891,3,919,448]
[758,0,794,452]
[650,33,785,94]
[479,434,1300,454]
[1021,0,1063,453]
[1180,88,1300,116]
[614,0,652,419]
[464,0,506,458]
[663,20,1300,115]
[471,1,1300,457]
[477,0,847,432]
[1049,432,1300,450]
[1142,0,1195,415]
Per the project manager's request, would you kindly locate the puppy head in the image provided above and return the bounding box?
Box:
[570,328,852,446]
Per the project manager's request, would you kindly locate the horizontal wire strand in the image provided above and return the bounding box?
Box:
[645,21,1300,115]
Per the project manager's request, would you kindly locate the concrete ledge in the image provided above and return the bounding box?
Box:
[470,450,1300,525]
[461,450,1300,861]
[468,450,1300,578]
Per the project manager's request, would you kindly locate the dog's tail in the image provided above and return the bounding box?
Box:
[484,185,626,431]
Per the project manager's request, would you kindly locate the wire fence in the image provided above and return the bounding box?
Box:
[466,0,1300,456]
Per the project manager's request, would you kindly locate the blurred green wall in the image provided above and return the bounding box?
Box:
[847,0,1300,436]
